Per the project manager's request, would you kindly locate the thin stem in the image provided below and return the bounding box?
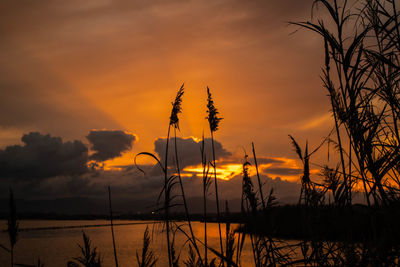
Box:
[108,186,119,267]
[203,159,208,267]
[325,57,350,205]
[211,130,224,266]
[165,126,172,267]
[348,138,352,205]
[173,128,203,266]
[252,142,266,209]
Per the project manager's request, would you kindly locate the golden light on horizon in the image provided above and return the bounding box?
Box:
[183,163,243,181]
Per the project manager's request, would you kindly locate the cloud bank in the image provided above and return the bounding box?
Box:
[0,132,88,180]
[87,130,136,161]
[154,137,232,169]
[0,132,308,214]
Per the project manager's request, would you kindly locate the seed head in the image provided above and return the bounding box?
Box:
[170,84,184,129]
[206,87,222,132]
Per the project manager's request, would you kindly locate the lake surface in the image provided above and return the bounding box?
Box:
[0,220,256,267]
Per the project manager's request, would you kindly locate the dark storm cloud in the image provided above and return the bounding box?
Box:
[154,137,232,168]
[87,130,137,161]
[0,132,88,180]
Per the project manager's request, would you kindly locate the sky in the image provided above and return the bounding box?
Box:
[0,0,339,212]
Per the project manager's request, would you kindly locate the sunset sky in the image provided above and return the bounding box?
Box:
[0,0,337,211]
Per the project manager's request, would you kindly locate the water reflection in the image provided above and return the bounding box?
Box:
[0,220,255,266]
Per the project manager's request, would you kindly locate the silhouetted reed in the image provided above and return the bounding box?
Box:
[251,143,266,210]
[184,244,201,267]
[200,134,212,267]
[292,0,400,206]
[107,186,119,267]
[67,232,102,267]
[206,86,224,265]
[240,154,292,267]
[289,135,325,206]
[136,226,157,267]
[171,85,203,265]
[224,202,235,267]
[8,189,18,267]
[135,84,187,267]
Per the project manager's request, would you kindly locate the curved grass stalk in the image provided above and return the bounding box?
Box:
[173,127,203,266]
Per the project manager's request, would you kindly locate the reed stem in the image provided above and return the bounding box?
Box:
[108,186,119,267]
[252,142,265,209]
[164,126,173,267]
[173,128,203,266]
[211,131,224,265]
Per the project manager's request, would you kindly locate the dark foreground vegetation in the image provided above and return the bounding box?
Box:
[2,0,400,266]
[243,204,400,242]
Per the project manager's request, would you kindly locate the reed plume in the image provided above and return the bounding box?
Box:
[206,86,224,265]
[163,84,186,267]
[170,84,184,130]
[171,84,203,265]
[68,232,102,267]
[184,244,201,267]
[136,226,157,267]
[206,87,222,133]
[135,84,186,267]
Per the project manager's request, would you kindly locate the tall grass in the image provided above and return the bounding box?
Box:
[10,86,400,267]
[136,226,157,267]
[251,143,265,210]
[289,136,325,206]
[135,84,186,267]
[206,87,224,265]
[67,232,102,267]
[8,189,18,267]
[224,202,235,267]
[107,186,119,267]
[240,154,293,267]
[171,85,203,266]
[200,134,212,267]
[292,0,400,206]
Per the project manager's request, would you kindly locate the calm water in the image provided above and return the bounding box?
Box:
[0,220,256,267]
